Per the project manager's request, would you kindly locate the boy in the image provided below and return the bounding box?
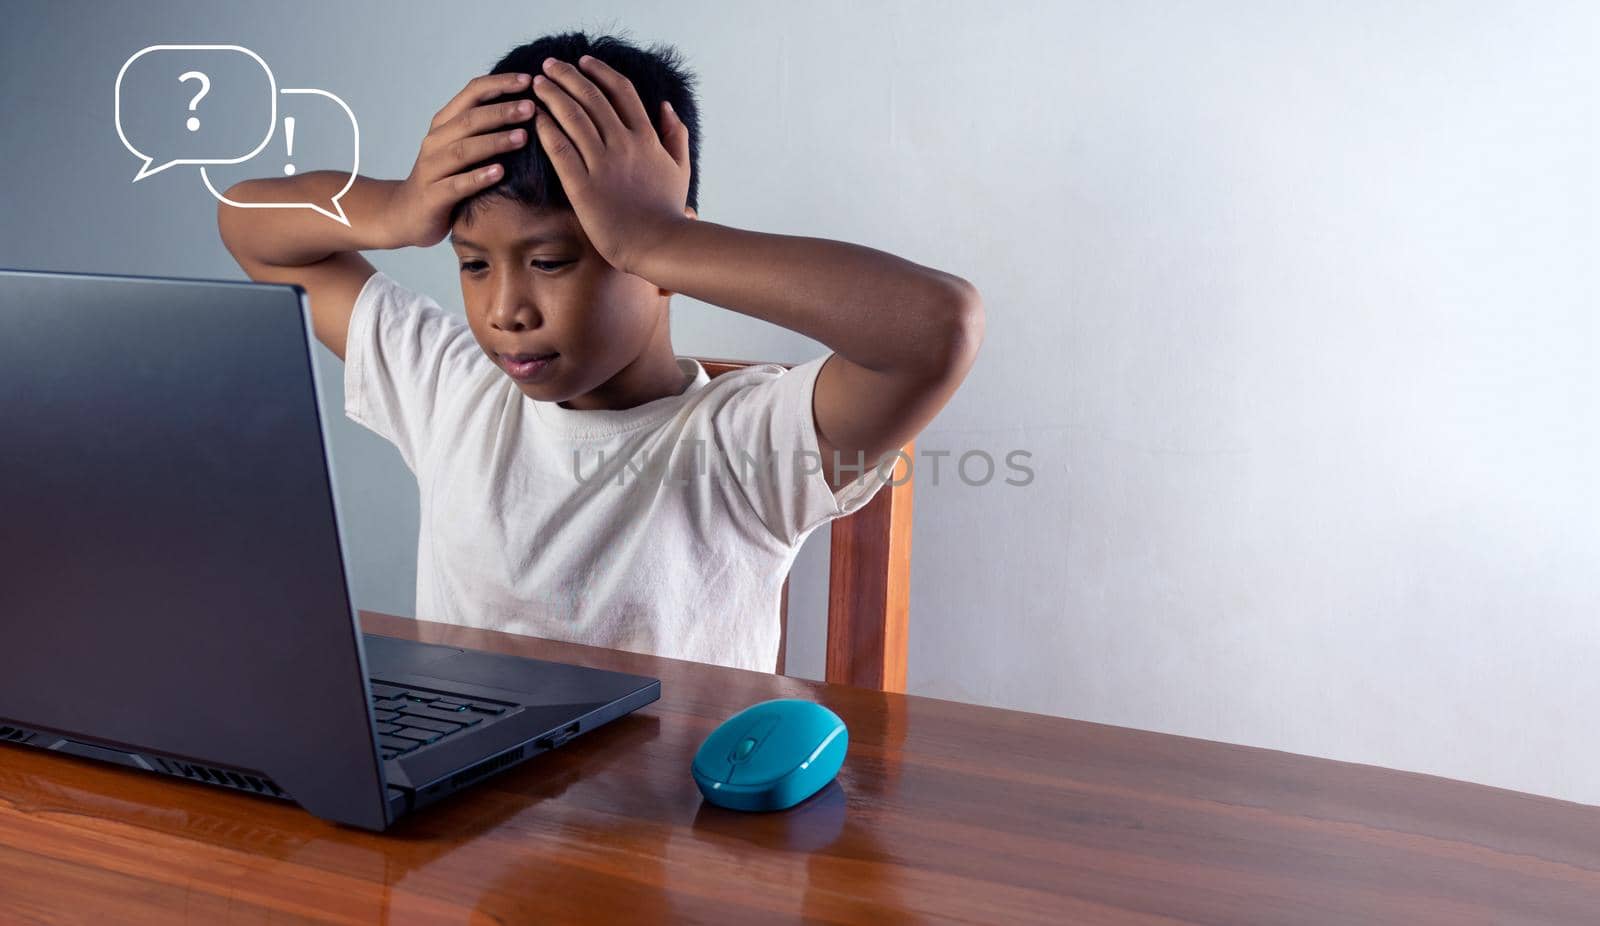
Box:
[217,32,983,673]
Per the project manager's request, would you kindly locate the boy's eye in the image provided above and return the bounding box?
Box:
[458,260,571,274]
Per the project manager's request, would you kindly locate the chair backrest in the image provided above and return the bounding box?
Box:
[695,356,914,692]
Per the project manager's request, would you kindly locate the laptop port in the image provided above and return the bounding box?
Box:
[535,722,580,750]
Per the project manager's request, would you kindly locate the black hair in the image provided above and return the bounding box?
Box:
[448,29,702,228]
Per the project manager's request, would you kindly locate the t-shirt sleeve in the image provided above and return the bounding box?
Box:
[711,353,901,548]
[343,269,480,475]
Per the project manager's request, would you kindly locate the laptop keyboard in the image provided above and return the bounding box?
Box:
[368,681,512,761]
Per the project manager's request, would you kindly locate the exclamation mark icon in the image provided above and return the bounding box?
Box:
[282,116,296,176]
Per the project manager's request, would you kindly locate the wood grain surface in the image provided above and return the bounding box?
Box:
[1,610,1597,924]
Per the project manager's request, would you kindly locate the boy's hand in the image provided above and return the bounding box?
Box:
[385,72,536,249]
[530,55,691,273]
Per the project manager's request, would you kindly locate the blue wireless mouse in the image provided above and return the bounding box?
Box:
[692,698,848,811]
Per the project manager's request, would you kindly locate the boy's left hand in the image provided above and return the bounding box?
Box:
[530,55,691,274]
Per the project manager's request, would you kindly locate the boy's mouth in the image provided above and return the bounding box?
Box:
[499,351,559,382]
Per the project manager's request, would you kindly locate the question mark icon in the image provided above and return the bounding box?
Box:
[178,70,210,132]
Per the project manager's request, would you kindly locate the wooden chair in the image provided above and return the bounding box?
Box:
[695,357,914,693]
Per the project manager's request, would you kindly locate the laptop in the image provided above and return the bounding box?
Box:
[0,267,661,831]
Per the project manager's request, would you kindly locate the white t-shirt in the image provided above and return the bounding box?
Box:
[343,270,895,672]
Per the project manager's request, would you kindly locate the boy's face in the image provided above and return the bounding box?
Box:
[449,196,685,404]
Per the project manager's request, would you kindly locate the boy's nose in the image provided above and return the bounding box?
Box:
[487,291,545,330]
[490,303,545,331]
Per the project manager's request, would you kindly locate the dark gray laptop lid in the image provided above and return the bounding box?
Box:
[0,267,389,830]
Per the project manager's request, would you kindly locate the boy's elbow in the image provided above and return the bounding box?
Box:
[217,181,269,270]
[216,183,245,245]
[954,280,985,352]
[932,280,984,380]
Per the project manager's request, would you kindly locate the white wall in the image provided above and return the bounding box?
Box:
[3,0,1594,804]
[891,0,1598,803]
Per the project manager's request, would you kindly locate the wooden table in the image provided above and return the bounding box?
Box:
[2,611,1598,924]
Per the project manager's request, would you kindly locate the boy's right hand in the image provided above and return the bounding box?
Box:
[384,72,535,249]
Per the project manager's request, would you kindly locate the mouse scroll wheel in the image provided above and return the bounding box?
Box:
[733,736,758,761]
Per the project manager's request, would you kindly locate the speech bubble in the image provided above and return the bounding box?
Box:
[115,44,277,181]
[200,88,361,227]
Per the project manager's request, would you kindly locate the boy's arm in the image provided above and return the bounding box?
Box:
[627,221,984,492]
[523,55,983,494]
[217,72,537,361]
[217,172,396,361]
